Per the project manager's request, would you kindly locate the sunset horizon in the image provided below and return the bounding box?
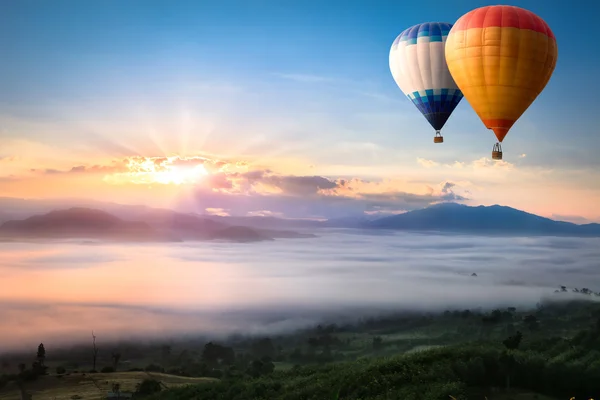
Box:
[3,2,600,399]
[3,0,599,224]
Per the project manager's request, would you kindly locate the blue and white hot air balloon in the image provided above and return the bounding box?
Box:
[389,22,464,143]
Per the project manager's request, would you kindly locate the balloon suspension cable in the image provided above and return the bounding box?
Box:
[492,142,503,160]
[433,130,443,144]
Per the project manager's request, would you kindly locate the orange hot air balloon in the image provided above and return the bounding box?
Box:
[444,5,558,160]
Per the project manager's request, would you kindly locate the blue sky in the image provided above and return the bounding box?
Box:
[1,0,599,221]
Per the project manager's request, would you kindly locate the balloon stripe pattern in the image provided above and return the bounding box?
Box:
[390,22,464,132]
[444,6,558,142]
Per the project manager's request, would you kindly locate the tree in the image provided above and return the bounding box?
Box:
[92,331,99,372]
[36,343,46,367]
[111,352,121,371]
[523,315,540,331]
[246,358,275,378]
[503,331,523,350]
[135,379,162,395]
[201,342,235,366]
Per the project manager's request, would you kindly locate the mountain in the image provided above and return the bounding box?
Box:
[0,207,316,243]
[1,197,598,238]
[0,197,322,235]
[0,208,177,242]
[367,203,600,237]
[209,226,273,243]
[201,215,324,230]
[137,209,230,239]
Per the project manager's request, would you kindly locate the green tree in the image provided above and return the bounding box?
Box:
[36,343,46,367]
[502,331,523,350]
[136,379,162,395]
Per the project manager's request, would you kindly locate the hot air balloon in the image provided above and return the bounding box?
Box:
[389,22,464,144]
[444,5,557,160]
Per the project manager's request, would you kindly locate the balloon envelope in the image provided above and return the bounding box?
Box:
[444,5,558,142]
[389,22,464,132]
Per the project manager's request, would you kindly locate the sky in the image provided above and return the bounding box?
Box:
[1,0,599,222]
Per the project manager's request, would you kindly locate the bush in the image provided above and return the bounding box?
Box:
[101,366,115,373]
[136,378,162,395]
[56,366,66,375]
[144,364,165,373]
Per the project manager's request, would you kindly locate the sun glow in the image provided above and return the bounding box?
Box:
[104,156,211,185]
[152,164,209,185]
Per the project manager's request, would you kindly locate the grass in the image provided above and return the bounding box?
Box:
[3,297,600,399]
[462,388,560,400]
[0,371,217,400]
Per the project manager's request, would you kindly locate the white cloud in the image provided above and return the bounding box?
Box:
[205,207,230,216]
[417,158,439,168]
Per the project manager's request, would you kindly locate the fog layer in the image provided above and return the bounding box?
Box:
[1,230,599,352]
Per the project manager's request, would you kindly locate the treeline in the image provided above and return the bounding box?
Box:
[148,322,600,400]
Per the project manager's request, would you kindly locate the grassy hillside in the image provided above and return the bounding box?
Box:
[0,371,216,400]
[1,292,599,399]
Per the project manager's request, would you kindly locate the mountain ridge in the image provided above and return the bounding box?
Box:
[0,207,316,242]
[0,198,598,238]
[367,202,600,236]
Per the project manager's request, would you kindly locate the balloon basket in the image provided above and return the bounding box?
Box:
[433,136,444,143]
[492,142,503,160]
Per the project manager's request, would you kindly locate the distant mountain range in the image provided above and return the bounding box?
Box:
[0,207,316,243]
[365,203,600,237]
[0,197,599,241]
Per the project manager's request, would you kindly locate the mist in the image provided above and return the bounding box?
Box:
[1,229,599,353]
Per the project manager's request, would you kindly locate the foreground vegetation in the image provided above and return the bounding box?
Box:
[1,289,599,399]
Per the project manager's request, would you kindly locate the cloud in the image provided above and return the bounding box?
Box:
[519,153,527,158]
[417,158,439,168]
[205,207,230,217]
[2,232,598,352]
[262,175,338,196]
[416,157,515,171]
[471,157,514,170]
[25,153,472,218]
[441,181,456,194]
[35,161,129,175]
[179,172,470,218]
[246,210,285,217]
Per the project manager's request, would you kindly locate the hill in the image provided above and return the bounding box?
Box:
[140,209,317,240]
[0,207,315,243]
[137,209,230,239]
[209,226,273,242]
[3,296,599,400]
[367,203,600,237]
[0,208,177,242]
[0,197,598,237]
[0,371,216,400]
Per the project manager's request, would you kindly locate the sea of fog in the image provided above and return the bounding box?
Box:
[1,229,599,352]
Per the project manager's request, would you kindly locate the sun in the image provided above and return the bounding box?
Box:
[103,155,217,186]
[153,163,209,185]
